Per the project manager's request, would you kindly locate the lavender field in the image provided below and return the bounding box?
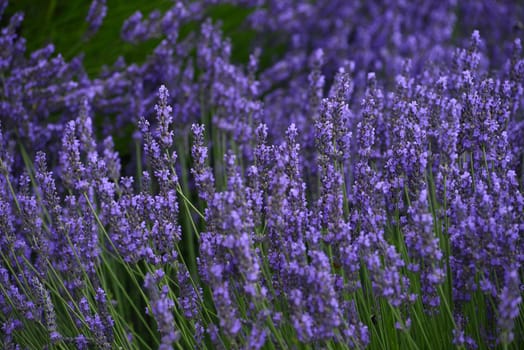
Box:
[1,0,523,349]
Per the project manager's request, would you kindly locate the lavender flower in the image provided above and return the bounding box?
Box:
[351,73,411,308]
[263,124,358,343]
[497,267,522,344]
[60,120,87,191]
[144,270,180,350]
[198,151,265,341]
[191,124,215,203]
[85,0,107,37]
[32,277,61,343]
[404,189,444,309]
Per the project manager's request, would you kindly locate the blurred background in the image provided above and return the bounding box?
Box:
[3,0,257,77]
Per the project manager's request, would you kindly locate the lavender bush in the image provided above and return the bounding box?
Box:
[1,0,523,348]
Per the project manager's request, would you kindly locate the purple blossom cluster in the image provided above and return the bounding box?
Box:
[2,0,523,169]
[1,0,524,348]
[85,0,107,37]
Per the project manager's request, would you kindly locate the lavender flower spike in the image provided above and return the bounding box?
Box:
[86,0,107,36]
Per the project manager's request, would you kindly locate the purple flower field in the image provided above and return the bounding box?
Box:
[1,0,523,348]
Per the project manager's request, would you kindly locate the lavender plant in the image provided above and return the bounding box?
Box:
[1,0,524,349]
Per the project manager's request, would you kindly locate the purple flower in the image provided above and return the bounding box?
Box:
[198,151,265,339]
[144,270,180,350]
[85,0,107,36]
[191,124,215,202]
[497,268,522,344]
